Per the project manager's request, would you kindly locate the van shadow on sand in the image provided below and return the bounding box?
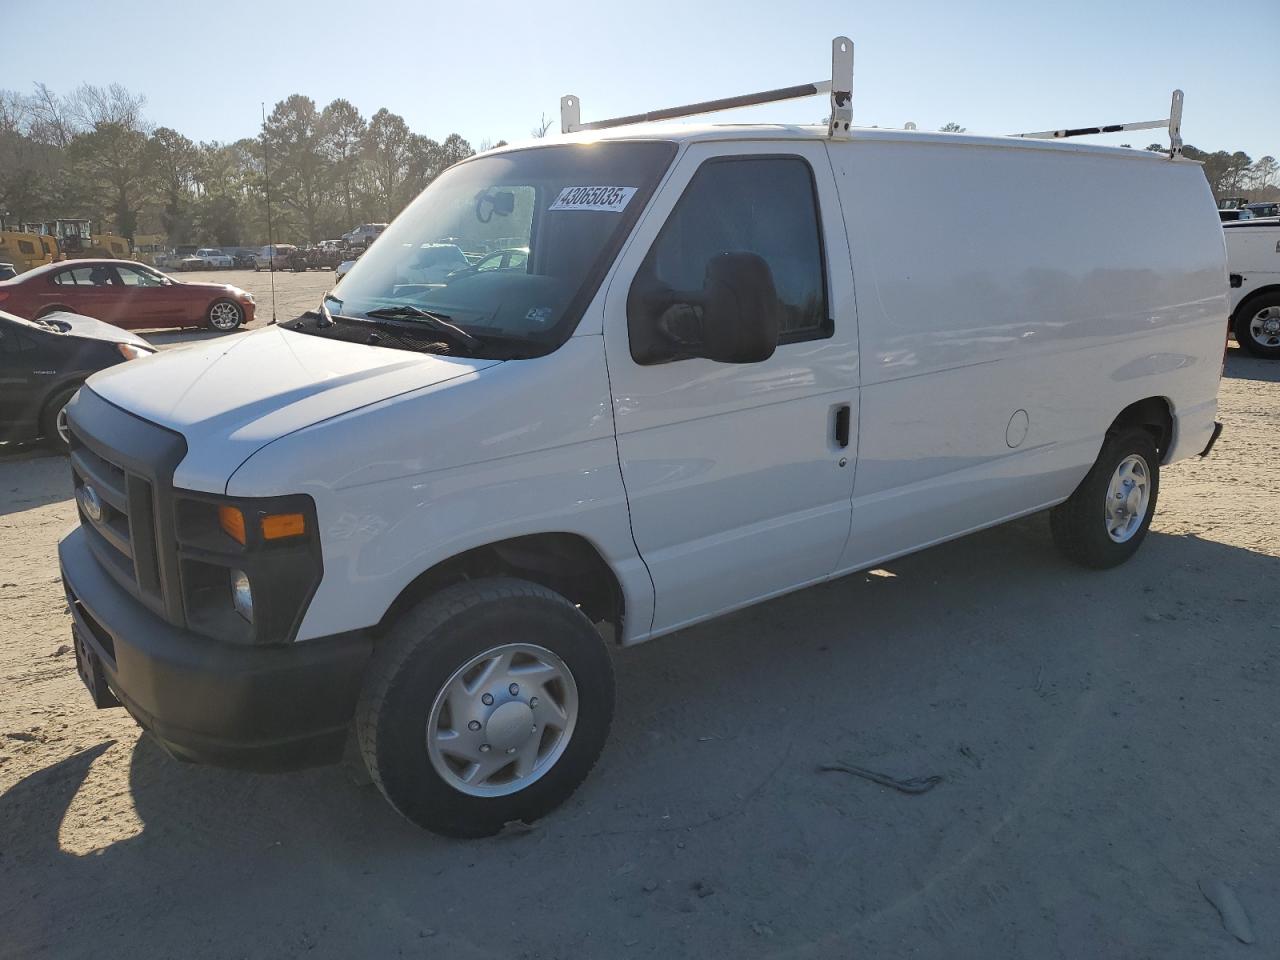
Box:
[3,520,1278,957]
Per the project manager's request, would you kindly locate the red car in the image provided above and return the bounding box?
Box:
[0,259,255,331]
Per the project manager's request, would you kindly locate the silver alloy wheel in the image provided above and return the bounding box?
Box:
[426,642,579,798]
[209,301,243,330]
[1248,305,1280,349]
[55,403,72,446]
[1104,453,1151,543]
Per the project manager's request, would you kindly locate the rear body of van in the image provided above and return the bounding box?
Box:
[56,123,1226,837]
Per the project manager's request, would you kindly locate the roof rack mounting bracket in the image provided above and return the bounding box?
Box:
[828,36,854,139]
[559,95,581,136]
[1013,88,1186,159]
[559,36,854,137]
[1167,89,1183,159]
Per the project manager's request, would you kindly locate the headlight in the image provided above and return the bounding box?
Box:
[117,342,155,361]
[230,569,253,622]
[175,492,321,645]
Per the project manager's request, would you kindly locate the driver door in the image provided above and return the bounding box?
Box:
[603,141,860,637]
[110,264,166,327]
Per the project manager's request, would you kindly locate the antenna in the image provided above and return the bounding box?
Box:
[261,101,278,324]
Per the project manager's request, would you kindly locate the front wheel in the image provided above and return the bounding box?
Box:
[207,299,244,331]
[1051,427,1160,569]
[1234,292,1280,359]
[356,578,614,838]
[40,384,80,454]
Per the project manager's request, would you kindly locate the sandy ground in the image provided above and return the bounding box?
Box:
[0,338,1276,959]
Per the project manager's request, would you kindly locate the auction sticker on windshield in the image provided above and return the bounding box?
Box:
[549,186,638,212]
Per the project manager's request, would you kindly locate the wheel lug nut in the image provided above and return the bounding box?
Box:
[468,720,481,731]
[529,697,538,707]
[479,744,491,753]
[481,693,494,706]
[509,683,519,696]
[507,747,517,754]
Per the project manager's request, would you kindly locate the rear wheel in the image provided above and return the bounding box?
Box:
[1234,292,1280,359]
[40,384,80,454]
[356,578,614,838]
[207,299,244,331]
[1051,427,1160,569]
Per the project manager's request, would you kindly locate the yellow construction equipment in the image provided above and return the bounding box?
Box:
[132,234,168,265]
[0,221,56,273]
[22,219,132,260]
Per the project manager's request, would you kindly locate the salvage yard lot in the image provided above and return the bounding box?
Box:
[147,268,335,348]
[0,345,1276,958]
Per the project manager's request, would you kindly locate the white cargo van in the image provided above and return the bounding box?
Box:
[58,41,1226,837]
[1224,217,1280,357]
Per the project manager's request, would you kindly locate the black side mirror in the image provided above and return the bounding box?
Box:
[628,251,781,365]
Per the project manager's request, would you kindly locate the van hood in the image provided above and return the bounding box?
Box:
[85,326,501,492]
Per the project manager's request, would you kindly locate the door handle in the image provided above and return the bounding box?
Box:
[834,404,851,449]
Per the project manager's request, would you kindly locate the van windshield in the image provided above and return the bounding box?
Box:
[322,141,676,358]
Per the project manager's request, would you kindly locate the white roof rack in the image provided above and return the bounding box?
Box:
[1014,89,1185,158]
[561,36,854,140]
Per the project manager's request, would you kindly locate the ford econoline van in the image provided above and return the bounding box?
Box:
[57,48,1226,837]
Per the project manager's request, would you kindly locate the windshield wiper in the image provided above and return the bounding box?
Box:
[363,304,481,350]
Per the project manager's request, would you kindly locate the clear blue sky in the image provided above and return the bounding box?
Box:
[7,0,1277,158]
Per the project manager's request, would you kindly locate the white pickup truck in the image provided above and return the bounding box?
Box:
[56,44,1226,837]
[1224,217,1280,358]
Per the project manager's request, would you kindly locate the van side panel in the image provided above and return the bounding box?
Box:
[827,141,1226,572]
[227,334,655,643]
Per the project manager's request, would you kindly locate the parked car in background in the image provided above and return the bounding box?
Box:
[0,262,15,281]
[347,223,388,248]
[0,308,154,451]
[396,242,469,283]
[255,244,298,271]
[1220,209,1254,222]
[450,246,530,277]
[1225,217,1280,358]
[335,254,360,281]
[182,248,234,270]
[229,249,259,269]
[1245,202,1280,219]
[0,260,255,331]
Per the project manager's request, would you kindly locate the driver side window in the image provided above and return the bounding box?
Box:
[631,156,831,351]
[116,266,163,287]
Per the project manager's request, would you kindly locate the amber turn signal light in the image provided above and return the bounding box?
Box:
[218,506,247,544]
[261,513,306,540]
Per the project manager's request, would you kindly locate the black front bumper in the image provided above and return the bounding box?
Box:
[59,526,372,771]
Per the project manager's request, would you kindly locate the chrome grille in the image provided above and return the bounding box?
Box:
[70,442,160,606]
[64,388,187,625]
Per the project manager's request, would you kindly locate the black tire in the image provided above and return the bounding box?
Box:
[207,298,244,331]
[1051,427,1160,569]
[39,384,80,454]
[1233,290,1280,359]
[356,578,614,838]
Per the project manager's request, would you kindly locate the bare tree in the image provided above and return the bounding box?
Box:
[27,83,78,147]
[531,112,553,138]
[66,83,149,132]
